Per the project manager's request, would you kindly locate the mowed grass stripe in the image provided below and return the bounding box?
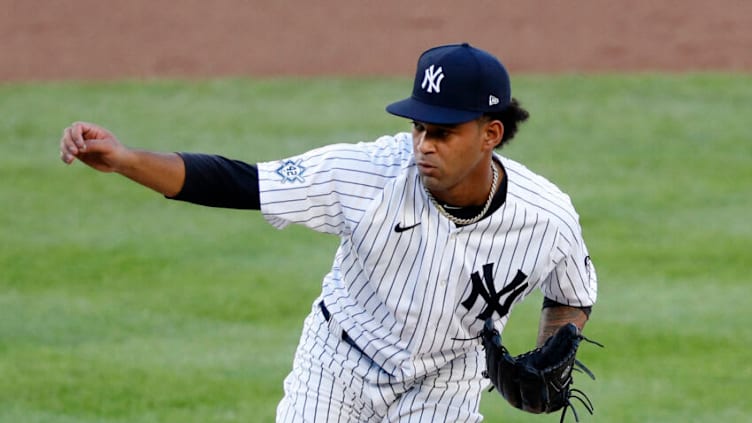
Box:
[1,74,750,422]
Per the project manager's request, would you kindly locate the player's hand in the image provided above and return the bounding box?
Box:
[59,122,130,172]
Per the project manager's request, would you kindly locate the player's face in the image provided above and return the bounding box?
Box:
[411,118,501,205]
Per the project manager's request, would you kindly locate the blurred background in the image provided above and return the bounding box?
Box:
[2,0,751,81]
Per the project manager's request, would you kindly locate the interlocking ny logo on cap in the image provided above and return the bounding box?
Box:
[421,64,444,93]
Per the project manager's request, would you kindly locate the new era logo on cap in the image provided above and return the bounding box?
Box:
[386,43,512,125]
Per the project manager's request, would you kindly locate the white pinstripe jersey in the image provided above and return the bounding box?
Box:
[258,132,597,382]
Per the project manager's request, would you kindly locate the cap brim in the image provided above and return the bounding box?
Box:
[386,97,483,125]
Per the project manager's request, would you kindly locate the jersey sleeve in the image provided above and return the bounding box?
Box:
[540,224,598,308]
[257,134,411,236]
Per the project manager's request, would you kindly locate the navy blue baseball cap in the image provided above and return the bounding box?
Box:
[386,43,512,125]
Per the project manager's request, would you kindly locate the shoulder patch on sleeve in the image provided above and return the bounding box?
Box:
[275,159,306,183]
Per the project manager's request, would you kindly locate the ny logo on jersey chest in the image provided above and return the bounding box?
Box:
[461,263,529,321]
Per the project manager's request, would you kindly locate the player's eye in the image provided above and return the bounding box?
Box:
[432,129,449,139]
[424,127,450,140]
[411,121,426,133]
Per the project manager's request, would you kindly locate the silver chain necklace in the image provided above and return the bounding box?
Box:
[426,161,499,226]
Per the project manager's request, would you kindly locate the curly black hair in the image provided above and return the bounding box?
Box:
[482,98,530,149]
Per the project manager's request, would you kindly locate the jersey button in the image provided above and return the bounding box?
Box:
[439,279,447,286]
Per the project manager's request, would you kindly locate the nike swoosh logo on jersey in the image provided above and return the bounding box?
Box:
[394,222,421,233]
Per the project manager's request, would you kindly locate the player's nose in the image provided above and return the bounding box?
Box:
[414,133,436,154]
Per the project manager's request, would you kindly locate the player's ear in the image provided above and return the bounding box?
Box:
[481,119,504,150]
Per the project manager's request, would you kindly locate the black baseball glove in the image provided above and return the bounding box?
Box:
[480,319,602,422]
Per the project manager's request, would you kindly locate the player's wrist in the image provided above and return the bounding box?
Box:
[111,146,142,175]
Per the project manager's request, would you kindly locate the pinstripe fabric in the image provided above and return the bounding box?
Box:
[259,132,597,421]
[276,302,486,423]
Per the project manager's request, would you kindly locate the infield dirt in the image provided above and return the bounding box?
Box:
[2,0,751,81]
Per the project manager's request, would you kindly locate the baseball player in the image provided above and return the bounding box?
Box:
[60,43,597,422]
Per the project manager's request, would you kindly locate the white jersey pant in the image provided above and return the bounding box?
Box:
[276,301,488,422]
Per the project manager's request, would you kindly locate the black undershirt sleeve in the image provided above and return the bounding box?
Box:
[542,297,592,317]
[168,152,261,210]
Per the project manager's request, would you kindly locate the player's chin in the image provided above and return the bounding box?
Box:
[420,174,446,193]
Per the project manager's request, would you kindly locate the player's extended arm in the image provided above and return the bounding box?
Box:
[60,122,185,197]
[536,304,589,347]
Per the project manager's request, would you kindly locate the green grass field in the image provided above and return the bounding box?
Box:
[1,73,750,422]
